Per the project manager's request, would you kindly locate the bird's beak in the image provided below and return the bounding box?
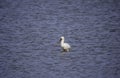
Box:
[59,38,62,42]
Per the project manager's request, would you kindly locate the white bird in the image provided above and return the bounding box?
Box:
[60,36,71,52]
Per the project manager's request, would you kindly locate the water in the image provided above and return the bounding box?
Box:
[0,0,120,78]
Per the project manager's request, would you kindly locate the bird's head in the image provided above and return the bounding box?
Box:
[60,36,64,42]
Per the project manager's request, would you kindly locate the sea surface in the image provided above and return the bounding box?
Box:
[0,0,120,78]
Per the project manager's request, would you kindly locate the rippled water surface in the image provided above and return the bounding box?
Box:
[0,0,120,78]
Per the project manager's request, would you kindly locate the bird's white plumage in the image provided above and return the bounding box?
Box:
[60,36,71,52]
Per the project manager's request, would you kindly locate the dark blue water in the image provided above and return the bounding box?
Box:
[0,0,120,78]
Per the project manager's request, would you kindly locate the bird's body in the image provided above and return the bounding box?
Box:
[60,36,71,52]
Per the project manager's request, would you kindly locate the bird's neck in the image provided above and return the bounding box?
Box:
[61,40,64,45]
